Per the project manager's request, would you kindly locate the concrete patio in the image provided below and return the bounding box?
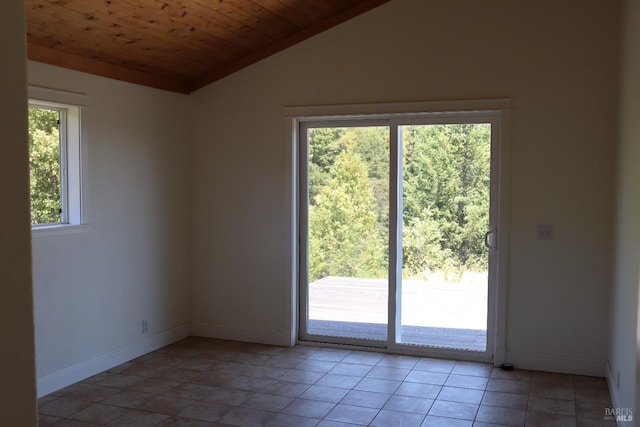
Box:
[307,274,488,351]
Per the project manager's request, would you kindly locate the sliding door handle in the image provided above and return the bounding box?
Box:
[484,228,497,249]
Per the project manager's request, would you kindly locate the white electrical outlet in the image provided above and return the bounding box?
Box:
[142,320,148,334]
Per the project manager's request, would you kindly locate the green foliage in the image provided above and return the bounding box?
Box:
[309,152,386,281]
[308,128,346,204]
[339,127,390,230]
[402,124,491,277]
[307,123,491,281]
[29,107,62,224]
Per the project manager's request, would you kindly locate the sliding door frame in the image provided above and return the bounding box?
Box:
[298,118,390,349]
[287,99,511,364]
[388,114,501,360]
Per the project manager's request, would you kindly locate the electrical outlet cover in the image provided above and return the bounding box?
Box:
[536,224,553,240]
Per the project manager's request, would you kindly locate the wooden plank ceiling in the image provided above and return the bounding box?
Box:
[26,0,390,93]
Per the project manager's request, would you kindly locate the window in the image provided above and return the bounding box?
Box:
[28,86,85,230]
[28,104,65,224]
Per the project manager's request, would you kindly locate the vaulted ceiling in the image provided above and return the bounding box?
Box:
[26,0,390,94]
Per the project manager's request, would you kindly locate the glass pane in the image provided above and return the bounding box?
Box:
[28,106,62,225]
[400,123,491,351]
[307,126,389,341]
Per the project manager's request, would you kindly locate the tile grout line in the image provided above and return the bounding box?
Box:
[39,339,614,427]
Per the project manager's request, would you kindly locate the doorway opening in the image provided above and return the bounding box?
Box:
[296,105,507,361]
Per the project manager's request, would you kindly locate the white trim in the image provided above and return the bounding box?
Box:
[28,85,89,108]
[493,109,512,366]
[285,118,299,347]
[296,121,311,345]
[388,123,400,346]
[66,106,83,225]
[192,322,292,347]
[284,98,512,119]
[31,224,90,239]
[36,322,191,397]
[606,360,622,414]
[505,351,607,377]
[58,108,69,224]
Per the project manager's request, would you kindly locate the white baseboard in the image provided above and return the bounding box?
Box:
[505,351,607,377]
[192,322,291,347]
[37,322,191,397]
[606,360,621,409]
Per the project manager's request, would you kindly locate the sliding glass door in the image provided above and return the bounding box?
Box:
[302,124,390,345]
[398,123,491,352]
[298,113,500,359]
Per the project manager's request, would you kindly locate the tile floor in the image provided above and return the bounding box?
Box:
[38,337,615,427]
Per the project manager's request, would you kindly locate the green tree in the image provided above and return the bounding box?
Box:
[309,152,385,281]
[28,107,62,224]
[308,128,346,204]
[402,208,450,277]
[402,124,491,276]
[307,122,490,281]
[339,127,389,231]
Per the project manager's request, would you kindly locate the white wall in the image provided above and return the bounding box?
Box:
[191,0,619,374]
[0,0,38,424]
[28,62,192,395]
[23,0,623,401]
[610,0,640,411]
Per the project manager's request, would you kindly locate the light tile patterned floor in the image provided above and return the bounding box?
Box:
[38,337,615,427]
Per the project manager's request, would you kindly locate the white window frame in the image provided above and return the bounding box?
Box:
[29,86,88,237]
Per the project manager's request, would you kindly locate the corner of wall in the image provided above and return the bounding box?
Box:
[0,0,38,424]
[37,322,191,397]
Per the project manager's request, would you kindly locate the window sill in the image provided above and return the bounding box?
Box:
[31,224,89,238]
